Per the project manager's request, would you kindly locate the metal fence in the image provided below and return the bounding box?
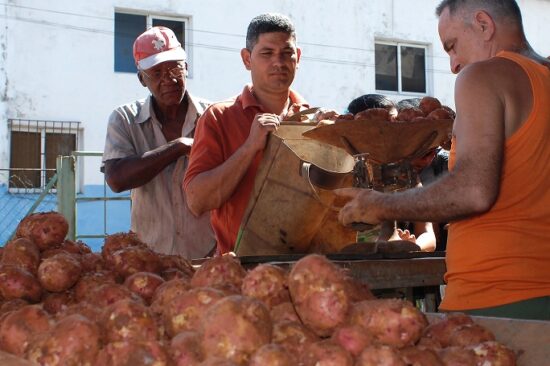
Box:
[1,152,131,247]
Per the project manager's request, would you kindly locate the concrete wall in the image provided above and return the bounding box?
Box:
[1,0,549,187]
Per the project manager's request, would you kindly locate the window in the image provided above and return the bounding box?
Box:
[8,120,80,190]
[375,42,427,94]
[114,11,188,74]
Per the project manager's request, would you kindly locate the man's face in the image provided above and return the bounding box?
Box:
[242,32,301,94]
[438,8,491,74]
[139,60,187,107]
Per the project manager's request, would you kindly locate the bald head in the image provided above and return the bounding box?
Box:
[436,0,523,28]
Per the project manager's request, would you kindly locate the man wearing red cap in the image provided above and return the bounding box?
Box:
[102,26,214,259]
[184,14,311,255]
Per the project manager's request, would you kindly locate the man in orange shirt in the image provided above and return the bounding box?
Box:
[336,0,550,320]
[184,14,313,254]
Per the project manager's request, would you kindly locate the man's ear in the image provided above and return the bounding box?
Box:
[474,10,496,41]
[137,71,147,87]
[241,48,252,70]
[296,47,302,68]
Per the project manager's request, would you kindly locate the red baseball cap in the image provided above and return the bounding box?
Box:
[133,26,187,70]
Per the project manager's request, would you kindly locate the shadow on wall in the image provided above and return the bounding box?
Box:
[0,184,131,252]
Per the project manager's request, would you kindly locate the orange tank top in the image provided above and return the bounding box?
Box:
[441,51,550,310]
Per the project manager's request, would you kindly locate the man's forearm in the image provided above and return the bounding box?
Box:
[105,139,189,192]
[186,142,259,216]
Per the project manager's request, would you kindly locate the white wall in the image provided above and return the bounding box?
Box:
[1,0,549,185]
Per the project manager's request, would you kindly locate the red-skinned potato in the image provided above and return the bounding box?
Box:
[350,299,428,348]
[270,302,301,324]
[331,324,373,357]
[101,231,147,260]
[0,299,29,316]
[150,278,191,316]
[468,341,517,366]
[159,254,195,279]
[272,320,319,355]
[56,301,102,322]
[241,264,290,308]
[356,345,406,366]
[101,299,158,342]
[419,96,442,116]
[249,343,295,366]
[163,287,225,338]
[191,255,246,292]
[423,313,474,347]
[0,238,40,275]
[399,346,444,366]
[170,330,205,366]
[37,252,82,293]
[300,340,353,366]
[26,314,101,365]
[396,107,424,122]
[42,291,76,315]
[124,271,165,304]
[354,108,391,122]
[0,265,42,302]
[106,246,162,279]
[0,305,51,356]
[448,323,496,347]
[83,282,143,308]
[80,252,105,272]
[95,340,170,366]
[288,254,352,337]
[437,346,477,366]
[15,212,68,251]
[200,295,272,365]
[74,270,118,302]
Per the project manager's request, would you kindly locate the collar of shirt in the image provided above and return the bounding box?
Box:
[239,84,309,112]
[134,92,206,138]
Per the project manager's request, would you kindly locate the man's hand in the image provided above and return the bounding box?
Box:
[245,113,280,152]
[394,228,416,243]
[314,109,340,122]
[174,137,194,155]
[334,188,384,227]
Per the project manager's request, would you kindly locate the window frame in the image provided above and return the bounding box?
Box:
[114,9,193,77]
[374,40,429,96]
[7,120,81,194]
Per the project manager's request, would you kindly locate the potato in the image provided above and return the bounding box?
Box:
[59,239,91,254]
[423,313,474,347]
[356,345,406,366]
[159,254,195,279]
[354,108,391,122]
[416,336,443,352]
[270,302,301,324]
[42,291,76,315]
[15,212,68,250]
[161,268,188,281]
[74,270,118,302]
[343,274,375,302]
[107,246,162,279]
[272,320,318,355]
[95,340,170,366]
[467,341,516,366]
[124,272,165,304]
[448,323,495,347]
[80,252,105,272]
[249,343,295,366]
[163,287,225,337]
[83,283,143,308]
[241,264,290,308]
[170,330,205,366]
[0,305,51,356]
[37,253,82,292]
[0,238,40,275]
[331,324,373,357]
[150,278,191,316]
[0,265,42,302]
[437,346,477,366]
[26,314,101,365]
[101,231,147,260]
[399,346,443,366]
[101,299,158,342]
[288,254,352,337]
[201,295,272,365]
[56,302,102,322]
[419,97,442,116]
[427,108,453,121]
[300,340,353,366]
[350,299,427,348]
[396,107,424,122]
[191,255,246,292]
[0,299,29,315]
[199,358,239,366]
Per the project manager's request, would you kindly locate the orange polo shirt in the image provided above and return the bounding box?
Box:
[441,51,550,310]
[184,85,309,255]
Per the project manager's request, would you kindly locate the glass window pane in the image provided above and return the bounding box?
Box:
[401,46,426,93]
[152,19,186,49]
[114,13,146,73]
[375,44,398,92]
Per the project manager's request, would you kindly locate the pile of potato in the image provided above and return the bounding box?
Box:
[0,212,517,365]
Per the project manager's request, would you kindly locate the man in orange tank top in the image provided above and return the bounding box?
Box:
[336,0,550,320]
